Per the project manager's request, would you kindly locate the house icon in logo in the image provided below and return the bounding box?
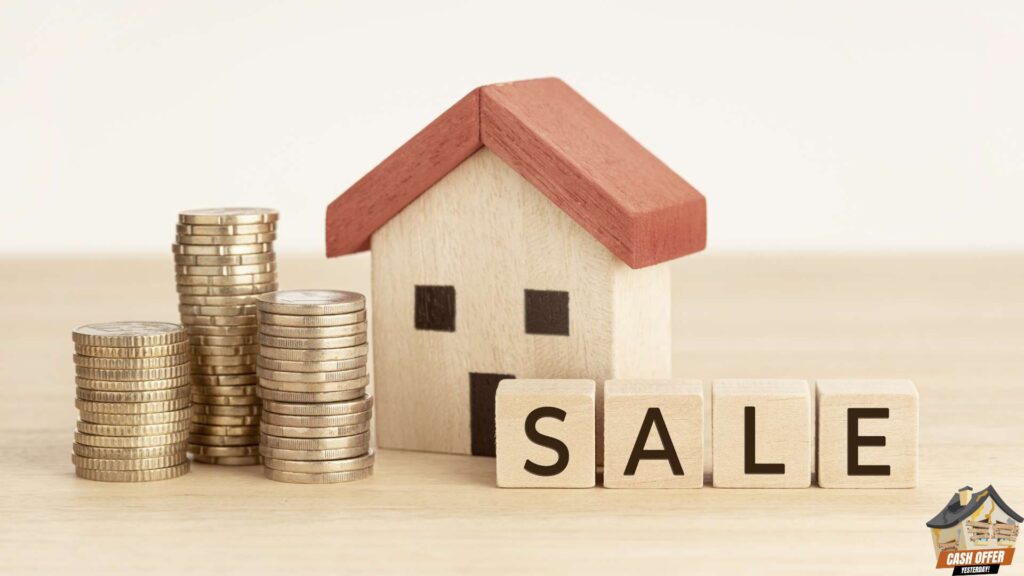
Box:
[927,485,1021,571]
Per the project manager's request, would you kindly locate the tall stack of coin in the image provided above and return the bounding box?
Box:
[72,322,191,482]
[173,207,279,465]
[256,290,374,483]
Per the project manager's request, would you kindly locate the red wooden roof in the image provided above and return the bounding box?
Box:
[325,78,706,268]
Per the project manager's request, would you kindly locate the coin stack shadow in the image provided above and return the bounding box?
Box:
[72,322,192,482]
[256,290,375,483]
[173,208,279,465]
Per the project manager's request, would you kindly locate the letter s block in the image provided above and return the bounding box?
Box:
[816,379,918,488]
[604,379,704,489]
[495,379,596,488]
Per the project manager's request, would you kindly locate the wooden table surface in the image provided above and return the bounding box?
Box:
[2,254,1021,575]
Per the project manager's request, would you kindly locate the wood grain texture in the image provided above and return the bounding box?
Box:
[496,379,596,488]
[603,379,703,489]
[712,379,813,488]
[816,379,918,488]
[369,149,672,460]
[3,254,1023,575]
[325,88,481,257]
[326,78,706,268]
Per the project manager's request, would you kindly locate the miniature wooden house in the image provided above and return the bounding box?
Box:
[325,78,706,457]
[927,486,1022,555]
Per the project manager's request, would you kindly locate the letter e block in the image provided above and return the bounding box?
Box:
[495,379,596,488]
[816,379,918,488]
[712,379,812,488]
[603,379,703,489]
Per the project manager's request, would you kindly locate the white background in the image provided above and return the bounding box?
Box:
[2,1,1021,254]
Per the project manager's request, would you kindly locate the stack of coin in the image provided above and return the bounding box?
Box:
[72,322,191,482]
[174,207,279,465]
[256,290,374,483]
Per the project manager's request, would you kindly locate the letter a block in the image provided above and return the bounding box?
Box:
[816,379,918,488]
[603,379,703,489]
[495,379,596,488]
[712,379,812,488]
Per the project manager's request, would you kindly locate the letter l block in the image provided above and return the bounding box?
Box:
[495,379,596,488]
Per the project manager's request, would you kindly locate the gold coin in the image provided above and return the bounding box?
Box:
[261,411,371,428]
[77,385,190,403]
[175,232,277,245]
[74,341,190,358]
[75,364,190,381]
[257,388,366,403]
[78,407,192,426]
[258,445,369,462]
[191,404,260,417]
[188,434,260,447]
[189,364,256,375]
[173,251,276,266]
[191,393,260,406]
[256,357,367,373]
[258,344,368,362]
[262,395,372,417]
[74,429,189,446]
[256,290,365,315]
[75,375,191,392]
[73,353,189,369]
[191,414,259,426]
[260,431,370,450]
[191,354,258,367]
[72,322,187,347]
[75,397,191,415]
[258,375,369,394]
[258,421,370,439]
[176,272,276,286]
[192,383,258,396]
[191,344,259,355]
[178,303,257,317]
[73,441,188,460]
[172,242,272,256]
[178,294,260,307]
[188,334,258,346]
[257,333,367,350]
[76,420,190,437]
[190,374,258,387]
[174,262,277,276]
[258,322,368,339]
[75,461,190,482]
[258,309,366,327]
[72,453,188,471]
[187,444,260,457]
[263,467,371,484]
[255,364,367,382]
[178,207,279,226]
[177,282,278,297]
[263,451,374,473]
[191,454,261,466]
[189,423,260,436]
[175,222,275,236]
[180,314,258,327]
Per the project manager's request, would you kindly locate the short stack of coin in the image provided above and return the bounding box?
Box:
[256,290,374,483]
[174,207,279,465]
[72,322,191,482]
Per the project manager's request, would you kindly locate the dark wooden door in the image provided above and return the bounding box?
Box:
[469,372,515,457]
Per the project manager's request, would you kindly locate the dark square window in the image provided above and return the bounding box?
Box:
[415,285,455,332]
[524,289,569,336]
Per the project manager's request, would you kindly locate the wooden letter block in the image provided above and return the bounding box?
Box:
[712,379,812,488]
[495,379,596,488]
[603,379,703,489]
[816,379,918,488]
